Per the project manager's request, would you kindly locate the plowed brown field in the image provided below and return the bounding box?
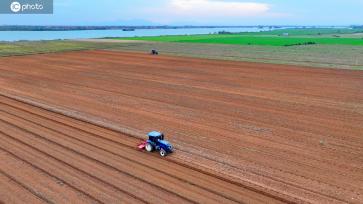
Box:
[0,50,362,203]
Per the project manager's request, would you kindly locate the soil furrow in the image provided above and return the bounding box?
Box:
[0,100,280,204]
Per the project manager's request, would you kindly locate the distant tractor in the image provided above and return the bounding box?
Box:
[150,49,159,55]
[138,131,173,157]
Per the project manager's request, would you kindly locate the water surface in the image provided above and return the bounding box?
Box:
[0,27,273,41]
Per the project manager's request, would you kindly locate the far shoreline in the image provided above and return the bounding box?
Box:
[0,25,350,32]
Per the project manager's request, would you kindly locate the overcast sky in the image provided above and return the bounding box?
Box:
[1,0,362,26]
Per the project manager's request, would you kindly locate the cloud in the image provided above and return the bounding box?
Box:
[169,0,270,17]
[140,0,273,24]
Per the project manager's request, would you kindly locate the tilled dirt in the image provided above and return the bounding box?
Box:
[0,50,362,203]
[0,96,275,204]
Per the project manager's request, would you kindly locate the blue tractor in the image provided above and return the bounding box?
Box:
[138,131,173,157]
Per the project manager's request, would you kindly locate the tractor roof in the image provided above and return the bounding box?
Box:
[148,131,163,137]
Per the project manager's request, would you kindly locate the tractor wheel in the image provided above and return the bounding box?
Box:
[145,143,154,152]
[159,149,167,157]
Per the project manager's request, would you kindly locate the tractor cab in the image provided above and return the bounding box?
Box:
[148,131,164,142]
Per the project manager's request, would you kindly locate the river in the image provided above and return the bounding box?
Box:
[0,27,275,41]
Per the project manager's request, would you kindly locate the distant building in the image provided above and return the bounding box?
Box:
[282,33,289,36]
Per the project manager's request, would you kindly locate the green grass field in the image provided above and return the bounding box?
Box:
[115,28,363,46]
[238,28,363,36]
